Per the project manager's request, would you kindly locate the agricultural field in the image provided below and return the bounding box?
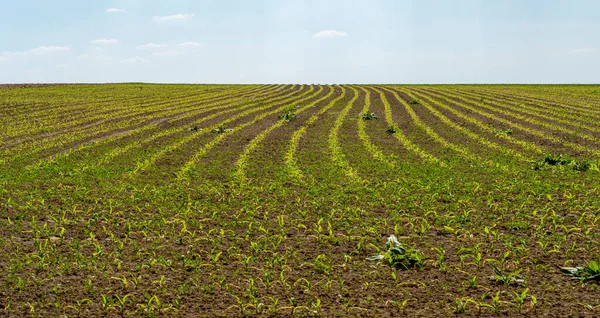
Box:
[1,83,600,317]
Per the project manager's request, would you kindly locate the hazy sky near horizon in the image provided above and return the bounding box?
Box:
[1,0,599,84]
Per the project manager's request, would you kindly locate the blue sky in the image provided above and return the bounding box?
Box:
[0,0,599,83]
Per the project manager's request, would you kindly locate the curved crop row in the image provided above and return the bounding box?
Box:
[437,88,600,145]
[282,86,348,181]
[373,87,443,166]
[328,86,362,182]
[125,85,315,179]
[413,88,599,157]
[179,86,329,184]
[9,85,286,169]
[355,87,398,167]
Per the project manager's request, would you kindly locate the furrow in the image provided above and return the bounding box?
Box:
[371,87,443,166]
[125,86,316,180]
[327,86,363,182]
[177,85,328,185]
[416,88,600,157]
[282,86,349,181]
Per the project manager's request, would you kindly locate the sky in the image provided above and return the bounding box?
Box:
[0,0,599,84]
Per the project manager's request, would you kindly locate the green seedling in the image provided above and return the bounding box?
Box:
[489,264,525,286]
[454,297,477,314]
[463,276,477,289]
[408,98,420,105]
[512,288,530,312]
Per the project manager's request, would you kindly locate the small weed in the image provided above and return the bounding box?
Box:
[386,125,398,134]
[278,107,298,122]
[492,127,512,136]
[408,98,420,105]
[359,112,378,120]
[189,125,201,132]
[212,126,234,134]
[367,235,426,270]
[532,154,597,171]
[560,258,600,282]
[502,220,530,231]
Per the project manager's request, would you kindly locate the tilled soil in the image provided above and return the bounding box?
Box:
[1,84,600,317]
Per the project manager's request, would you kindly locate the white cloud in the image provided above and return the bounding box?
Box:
[312,30,348,38]
[152,50,180,57]
[106,8,126,13]
[121,57,149,64]
[152,14,194,23]
[568,48,597,55]
[556,48,599,57]
[3,46,71,57]
[90,39,119,45]
[56,64,68,69]
[137,43,168,50]
[78,48,114,64]
[180,42,202,47]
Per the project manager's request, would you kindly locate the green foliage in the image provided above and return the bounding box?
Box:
[512,288,531,312]
[278,106,298,122]
[311,255,333,274]
[3,84,600,316]
[502,220,530,231]
[561,258,600,282]
[408,98,420,105]
[385,125,398,134]
[367,235,426,270]
[463,276,477,289]
[212,126,234,134]
[491,127,512,136]
[489,264,525,286]
[359,112,378,120]
[532,154,598,171]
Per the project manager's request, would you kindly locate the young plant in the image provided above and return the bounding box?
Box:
[489,264,525,286]
[454,297,477,314]
[512,288,530,312]
[278,107,298,122]
[408,98,420,105]
[463,276,477,289]
[366,235,426,270]
[480,291,502,313]
[431,244,446,271]
[386,125,398,134]
[386,298,415,313]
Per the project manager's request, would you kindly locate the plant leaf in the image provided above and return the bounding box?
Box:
[366,255,384,261]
